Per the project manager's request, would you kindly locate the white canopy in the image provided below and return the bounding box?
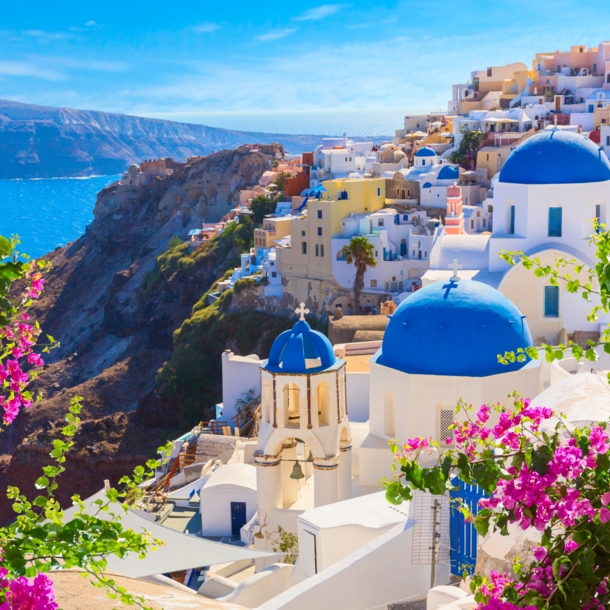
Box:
[63,490,275,578]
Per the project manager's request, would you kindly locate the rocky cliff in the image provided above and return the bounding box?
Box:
[0,145,284,522]
[0,99,325,179]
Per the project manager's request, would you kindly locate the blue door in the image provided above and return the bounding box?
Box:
[509,205,515,234]
[450,480,486,577]
[231,502,247,536]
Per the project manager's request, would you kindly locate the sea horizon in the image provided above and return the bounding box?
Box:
[139,108,420,138]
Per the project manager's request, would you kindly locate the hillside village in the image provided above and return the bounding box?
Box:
[42,39,610,609]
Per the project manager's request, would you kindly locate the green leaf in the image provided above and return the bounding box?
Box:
[34,476,50,490]
[472,461,499,494]
[474,513,490,537]
[0,235,12,257]
[386,481,406,505]
[532,445,553,476]
[423,469,447,495]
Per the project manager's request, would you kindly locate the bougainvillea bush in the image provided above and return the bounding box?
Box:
[0,235,166,609]
[386,395,610,609]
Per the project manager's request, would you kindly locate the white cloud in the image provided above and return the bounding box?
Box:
[256,28,296,42]
[293,4,348,21]
[26,30,71,43]
[0,60,64,80]
[52,57,130,72]
[84,20,98,27]
[193,22,221,33]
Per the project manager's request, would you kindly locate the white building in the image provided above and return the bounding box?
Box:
[424,127,610,345]
[358,278,541,487]
[331,208,434,301]
[309,134,376,187]
[384,146,462,209]
[199,463,258,538]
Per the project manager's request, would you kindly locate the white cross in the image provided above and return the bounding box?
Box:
[295,302,310,321]
[448,258,463,280]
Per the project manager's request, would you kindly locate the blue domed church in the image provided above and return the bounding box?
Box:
[424,127,610,346]
[359,278,541,487]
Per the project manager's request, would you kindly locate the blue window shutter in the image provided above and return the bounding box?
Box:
[544,285,559,317]
[509,205,515,234]
[548,207,562,237]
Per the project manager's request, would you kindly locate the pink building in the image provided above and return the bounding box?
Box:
[445,186,464,235]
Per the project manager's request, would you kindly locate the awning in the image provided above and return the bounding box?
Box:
[63,490,276,579]
[310,184,327,193]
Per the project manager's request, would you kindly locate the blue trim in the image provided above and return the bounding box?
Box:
[548,207,562,237]
[544,285,559,317]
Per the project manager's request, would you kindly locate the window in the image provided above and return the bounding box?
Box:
[320,244,325,257]
[271,271,277,278]
[370,279,377,287]
[315,244,319,257]
[606,136,610,147]
[302,242,307,254]
[548,207,562,237]
[471,220,474,229]
[317,227,322,236]
[483,219,486,227]
[422,160,426,166]
[301,230,306,236]
[378,218,384,227]
[486,154,489,161]
[377,187,381,196]
[509,205,515,234]
[317,210,322,219]
[544,285,559,317]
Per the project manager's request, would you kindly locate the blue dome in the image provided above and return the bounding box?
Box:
[265,320,336,374]
[376,280,532,377]
[438,166,459,180]
[422,182,432,188]
[499,128,610,185]
[415,146,437,158]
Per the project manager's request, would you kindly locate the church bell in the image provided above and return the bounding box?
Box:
[290,460,305,480]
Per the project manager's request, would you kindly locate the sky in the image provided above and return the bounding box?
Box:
[2,1,610,125]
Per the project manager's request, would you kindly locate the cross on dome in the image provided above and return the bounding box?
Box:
[448,259,463,280]
[295,302,310,321]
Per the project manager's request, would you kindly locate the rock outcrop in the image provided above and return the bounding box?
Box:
[0,146,278,522]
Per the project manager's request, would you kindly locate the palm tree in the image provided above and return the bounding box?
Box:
[342,236,377,314]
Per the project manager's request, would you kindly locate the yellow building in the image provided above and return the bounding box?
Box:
[476,145,517,180]
[276,178,386,281]
[254,217,293,249]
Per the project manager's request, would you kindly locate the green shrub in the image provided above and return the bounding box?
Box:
[169,234,183,250]
[158,301,292,429]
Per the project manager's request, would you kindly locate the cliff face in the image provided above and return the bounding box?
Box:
[0,99,324,179]
[0,146,278,523]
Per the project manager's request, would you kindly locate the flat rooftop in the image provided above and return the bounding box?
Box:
[344,354,373,373]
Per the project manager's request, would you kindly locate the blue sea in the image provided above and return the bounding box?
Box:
[0,110,410,257]
[0,175,120,259]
